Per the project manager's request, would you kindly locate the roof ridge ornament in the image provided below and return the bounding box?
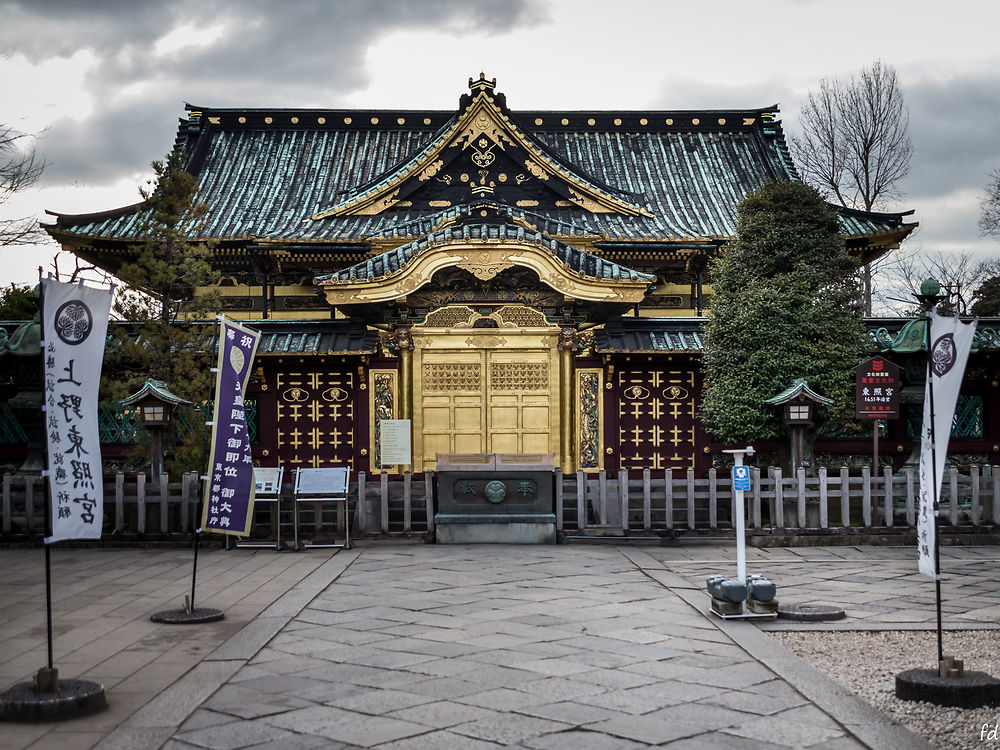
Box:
[469,73,497,95]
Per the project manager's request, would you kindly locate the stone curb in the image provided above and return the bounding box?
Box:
[618,547,935,750]
[99,549,360,749]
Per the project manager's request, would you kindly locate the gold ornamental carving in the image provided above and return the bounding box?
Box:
[466,334,507,348]
[317,240,650,305]
[311,77,650,219]
[418,159,445,181]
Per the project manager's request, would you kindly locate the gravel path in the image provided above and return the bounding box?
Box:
[771,630,1000,750]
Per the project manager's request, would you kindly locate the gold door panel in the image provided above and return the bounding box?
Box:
[412,328,559,471]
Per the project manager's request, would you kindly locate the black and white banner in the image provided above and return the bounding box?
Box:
[42,278,113,543]
[917,310,977,578]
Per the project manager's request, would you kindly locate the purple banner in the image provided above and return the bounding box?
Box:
[201,317,260,536]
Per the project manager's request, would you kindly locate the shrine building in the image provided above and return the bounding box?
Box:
[44,75,919,476]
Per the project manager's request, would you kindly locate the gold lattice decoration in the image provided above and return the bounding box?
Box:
[495,305,548,328]
[422,306,478,328]
[423,362,482,392]
[490,362,548,391]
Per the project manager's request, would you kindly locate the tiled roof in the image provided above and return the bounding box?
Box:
[595,317,706,353]
[319,220,656,284]
[46,102,914,246]
[252,319,379,355]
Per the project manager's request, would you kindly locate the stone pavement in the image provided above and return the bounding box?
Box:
[2,543,976,749]
[640,544,1000,631]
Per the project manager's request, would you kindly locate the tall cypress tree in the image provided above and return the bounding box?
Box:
[103,150,220,476]
[701,180,867,445]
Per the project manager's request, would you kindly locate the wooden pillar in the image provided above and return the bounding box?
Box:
[558,327,575,474]
[396,327,414,472]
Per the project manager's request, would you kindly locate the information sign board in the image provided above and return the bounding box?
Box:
[855,356,900,419]
[380,419,412,466]
[732,465,751,492]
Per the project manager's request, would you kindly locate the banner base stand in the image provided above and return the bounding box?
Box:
[151,607,224,625]
[0,673,106,722]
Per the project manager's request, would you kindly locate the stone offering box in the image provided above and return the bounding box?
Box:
[435,453,556,544]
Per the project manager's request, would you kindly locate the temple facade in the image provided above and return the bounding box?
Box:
[44,76,939,476]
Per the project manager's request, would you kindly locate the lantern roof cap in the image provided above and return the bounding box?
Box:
[764,378,833,406]
[120,379,192,407]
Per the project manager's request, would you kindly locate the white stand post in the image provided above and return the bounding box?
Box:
[723,446,754,615]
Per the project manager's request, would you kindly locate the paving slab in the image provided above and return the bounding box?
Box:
[0,543,952,749]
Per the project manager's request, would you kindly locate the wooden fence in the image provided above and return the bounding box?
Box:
[2,465,998,539]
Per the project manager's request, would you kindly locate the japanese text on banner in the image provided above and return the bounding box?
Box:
[201,318,260,536]
[42,278,113,543]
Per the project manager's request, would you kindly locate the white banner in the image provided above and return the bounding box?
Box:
[42,278,113,543]
[917,310,978,577]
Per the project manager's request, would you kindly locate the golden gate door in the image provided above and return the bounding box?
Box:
[412,331,560,471]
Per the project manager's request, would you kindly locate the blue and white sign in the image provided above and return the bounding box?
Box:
[732,465,751,492]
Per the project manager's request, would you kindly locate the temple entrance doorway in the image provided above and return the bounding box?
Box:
[410,307,561,472]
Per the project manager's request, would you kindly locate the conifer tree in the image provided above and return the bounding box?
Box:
[104,150,220,477]
[701,180,867,447]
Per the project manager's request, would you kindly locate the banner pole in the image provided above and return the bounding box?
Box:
[38,267,54,673]
[189,316,222,613]
[923,311,944,665]
[926,359,944,664]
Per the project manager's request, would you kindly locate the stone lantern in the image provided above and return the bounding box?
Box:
[765,379,832,474]
[121,379,190,482]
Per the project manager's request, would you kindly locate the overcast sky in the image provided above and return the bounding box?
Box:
[2,0,999,290]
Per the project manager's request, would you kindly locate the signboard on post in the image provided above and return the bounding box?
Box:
[855,356,900,420]
[732,465,751,492]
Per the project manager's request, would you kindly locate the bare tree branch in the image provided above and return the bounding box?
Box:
[0,121,46,246]
[980,167,1000,236]
[791,60,912,213]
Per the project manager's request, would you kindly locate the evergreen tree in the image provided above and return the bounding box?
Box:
[701,180,868,445]
[0,283,37,319]
[104,150,220,477]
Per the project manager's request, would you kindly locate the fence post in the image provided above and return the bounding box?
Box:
[380,473,389,533]
[905,466,916,527]
[25,475,34,534]
[403,471,412,533]
[180,473,193,531]
[598,469,608,526]
[686,469,696,530]
[993,466,1000,525]
[642,469,651,530]
[136,473,146,535]
[159,473,169,533]
[664,469,674,531]
[357,472,367,534]
[619,469,629,532]
[751,467,761,529]
[884,466,894,527]
[818,467,828,529]
[555,469,563,532]
[424,470,434,533]
[797,468,807,528]
[576,469,586,530]
[949,467,959,526]
[708,468,718,529]
[2,473,10,534]
[971,466,981,526]
[861,467,872,527]
[114,473,125,533]
[773,468,784,528]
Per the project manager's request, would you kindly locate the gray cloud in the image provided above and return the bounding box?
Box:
[7,0,549,183]
[902,70,1000,200]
